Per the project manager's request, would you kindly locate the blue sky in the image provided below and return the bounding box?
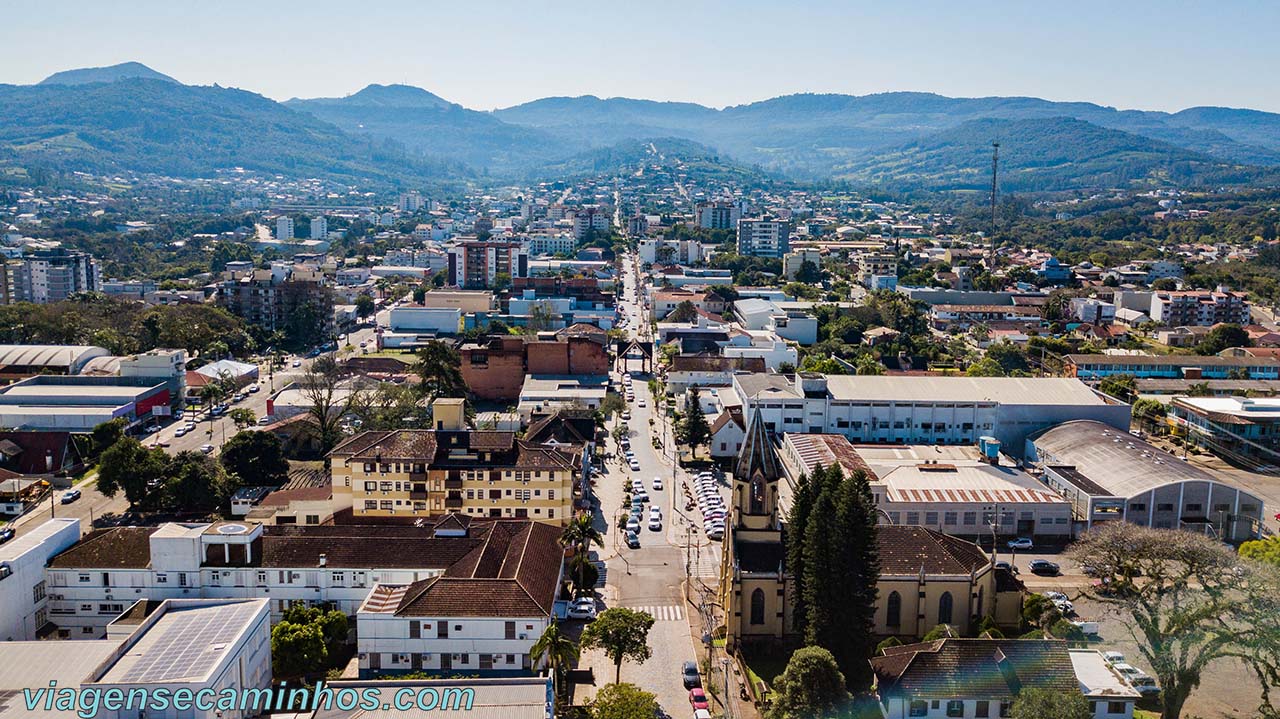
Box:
[2,0,1277,112]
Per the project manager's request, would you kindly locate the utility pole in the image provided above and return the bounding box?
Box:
[988,141,1000,269]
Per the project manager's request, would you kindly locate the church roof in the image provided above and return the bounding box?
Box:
[735,409,781,482]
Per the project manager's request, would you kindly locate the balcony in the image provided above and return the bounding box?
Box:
[409,472,427,482]
[444,479,463,490]
[445,497,463,508]
[409,491,429,501]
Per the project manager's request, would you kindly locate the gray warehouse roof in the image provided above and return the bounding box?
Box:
[0,344,109,371]
[1029,420,1226,497]
[825,375,1108,406]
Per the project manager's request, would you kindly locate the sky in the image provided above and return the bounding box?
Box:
[2,0,1278,113]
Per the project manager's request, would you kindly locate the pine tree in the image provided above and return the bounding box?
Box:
[831,469,880,691]
[801,471,840,650]
[786,469,816,636]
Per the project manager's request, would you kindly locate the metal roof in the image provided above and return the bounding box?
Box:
[0,344,109,370]
[97,600,266,685]
[1030,420,1246,498]
[825,375,1107,406]
[874,463,1066,505]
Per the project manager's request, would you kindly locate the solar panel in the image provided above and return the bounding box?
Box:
[113,602,261,684]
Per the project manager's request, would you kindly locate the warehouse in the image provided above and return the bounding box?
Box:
[0,375,171,431]
[1026,420,1266,542]
[0,344,110,383]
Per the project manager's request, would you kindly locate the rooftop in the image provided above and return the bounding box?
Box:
[306,678,553,719]
[95,600,267,685]
[874,463,1066,506]
[824,375,1108,406]
[872,639,1078,699]
[1070,649,1141,700]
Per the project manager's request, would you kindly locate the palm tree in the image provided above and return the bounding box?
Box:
[560,512,605,596]
[530,621,578,701]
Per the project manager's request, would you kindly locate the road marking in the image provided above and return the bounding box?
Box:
[625,604,685,622]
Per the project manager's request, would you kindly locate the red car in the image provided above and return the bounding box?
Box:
[689,687,709,711]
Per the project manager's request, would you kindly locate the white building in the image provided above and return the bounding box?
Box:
[517,375,608,421]
[734,298,818,345]
[721,333,798,371]
[1071,298,1117,325]
[13,248,101,303]
[382,306,462,346]
[571,208,610,239]
[43,518,564,643]
[737,217,790,258]
[0,518,80,640]
[398,191,425,213]
[696,201,741,230]
[525,232,576,257]
[638,238,707,265]
[782,249,823,279]
[276,216,294,240]
[732,373,1131,455]
[311,215,328,240]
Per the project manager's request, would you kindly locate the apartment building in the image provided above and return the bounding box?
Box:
[696,201,741,230]
[12,247,101,303]
[928,304,1043,331]
[737,217,791,258]
[857,252,897,288]
[460,334,609,401]
[448,240,529,289]
[310,215,328,240]
[0,518,80,640]
[277,216,294,240]
[42,516,562,642]
[1064,354,1280,380]
[571,207,610,239]
[1150,289,1250,326]
[355,521,562,676]
[216,265,335,336]
[524,232,576,256]
[330,400,580,523]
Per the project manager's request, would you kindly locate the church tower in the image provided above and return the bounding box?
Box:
[733,408,781,532]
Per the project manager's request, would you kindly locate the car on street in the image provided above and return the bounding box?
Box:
[567,598,598,621]
[648,517,662,531]
[0,527,14,544]
[258,416,273,425]
[652,477,663,490]
[200,444,215,454]
[291,360,302,367]
[1029,559,1060,576]
[626,518,641,534]
[175,426,190,437]
[689,688,709,711]
[145,425,159,434]
[682,661,702,689]
[1007,537,1033,550]
[629,460,641,471]
[1129,675,1161,696]
[248,384,260,393]
[1112,663,1144,681]
[621,411,631,421]
[637,398,646,407]
[1051,598,1075,615]
[60,489,81,504]
[633,491,649,504]
[625,531,641,549]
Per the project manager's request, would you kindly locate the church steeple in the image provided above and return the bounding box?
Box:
[734,409,780,525]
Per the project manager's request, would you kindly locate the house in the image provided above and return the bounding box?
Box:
[872,639,1136,719]
[709,405,746,458]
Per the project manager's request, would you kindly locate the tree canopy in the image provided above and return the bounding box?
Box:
[579,607,655,684]
[767,646,852,719]
[220,430,290,485]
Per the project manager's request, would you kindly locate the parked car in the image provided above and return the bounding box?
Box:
[0,527,14,544]
[629,460,641,471]
[995,561,1017,574]
[626,518,641,534]
[567,598,598,621]
[1070,620,1100,635]
[60,489,81,504]
[291,360,302,367]
[200,444,215,454]
[1112,663,1144,681]
[648,517,662,531]
[1007,537,1033,550]
[1029,559,1060,576]
[1129,675,1161,696]
[652,477,663,491]
[175,426,189,437]
[1102,651,1125,666]
[625,531,641,549]
[258,416,273,425]
[689,688,709,711]
[248,384,260,393]
[682,661,702,689]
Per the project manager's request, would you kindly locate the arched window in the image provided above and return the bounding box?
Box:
[938,591,954,626]
[750,588,766,625]
[886,591,901,627]
[749,474,766,515]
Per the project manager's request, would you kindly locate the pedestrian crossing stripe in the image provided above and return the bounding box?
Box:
[625,605,685,621]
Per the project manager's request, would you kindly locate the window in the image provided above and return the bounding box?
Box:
[963,512,977,526]
[1129,503,1147,512]
[938,592,953,625]
[947,700,964,717]
[1157,503,1174,511]
[975,700,990,717]
[750,589,765,625]
[999,701,1012,717]
[925,512,938,525]
[909,700,928,717]
[364,500,378,510]
[906,512,919,525]
[1107,701,1126,714]
[944,512,958,525]
[32,581,45,603]
[156,573,168,584]
[78,574,90,583]
[886,591,901,627]
[363,481,376,491]
[1185,503,1203,512]
[257,571,268,585]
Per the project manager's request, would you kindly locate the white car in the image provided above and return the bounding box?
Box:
[1007,537,1033,550]
[626,518,641,534]
[1102,651,1125,666]
[637,398,646,407]
[652,477,663,491]
[200,444,215,454]
[648,518,662,531]
[248,384,260,393]
[629,460,641,471]
[567,598,598,621]
[175,426,189,437]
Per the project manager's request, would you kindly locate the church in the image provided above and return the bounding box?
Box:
[719,411,1025,651]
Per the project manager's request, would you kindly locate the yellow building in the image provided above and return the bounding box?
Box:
[721,412,1024,650]
[330,399,581,525]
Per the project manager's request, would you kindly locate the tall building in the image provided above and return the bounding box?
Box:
[13,248,101,303]
[276,215,294,240]
[571,207,610,239]
[1150,289,1250,327]
[696,201,741,230]
[217,265,334,336]
[310,215,328,240]
[448,240,529,289]
[736,217,791,258]
[398,190,424,213]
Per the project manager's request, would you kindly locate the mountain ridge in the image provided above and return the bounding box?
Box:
[39,61,177,86]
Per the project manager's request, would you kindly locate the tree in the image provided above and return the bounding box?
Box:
[561,512,605,595]
[675,388,711,456]
[666,300,698,323]
[854,354,884,376]
[1152,277,1179,291]
[354,294,375,318]
[1010,688,1091,719]
[767,646,851,719]
[414,341,466,402]
[590,683,658,719]
[1067,522,1280,719]
[221,430,290,486]
[1098,373,1137,401]
[90,418,127,458]
[271,620,327,680]
[787,470,817,632]
[1240,536,1280,567]
[164,450,231,512]
[579,607,655,684]
[531,621,579,702]
[229,407,257,429]
[794,259,823,284]
[298,356,358,456]
[1195,323,1251,355]
[96,437,167,508]
[966,357,1007,377]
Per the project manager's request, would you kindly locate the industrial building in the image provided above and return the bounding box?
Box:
[733,373,1130,456]
[0,375,171,431]
[1027,420,1265,542]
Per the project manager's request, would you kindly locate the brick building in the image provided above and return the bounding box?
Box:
[460,334,610,401]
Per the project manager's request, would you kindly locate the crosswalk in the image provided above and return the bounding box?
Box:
[626,604,685,622]
[689,546,723,578]
[592,561,608,588]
